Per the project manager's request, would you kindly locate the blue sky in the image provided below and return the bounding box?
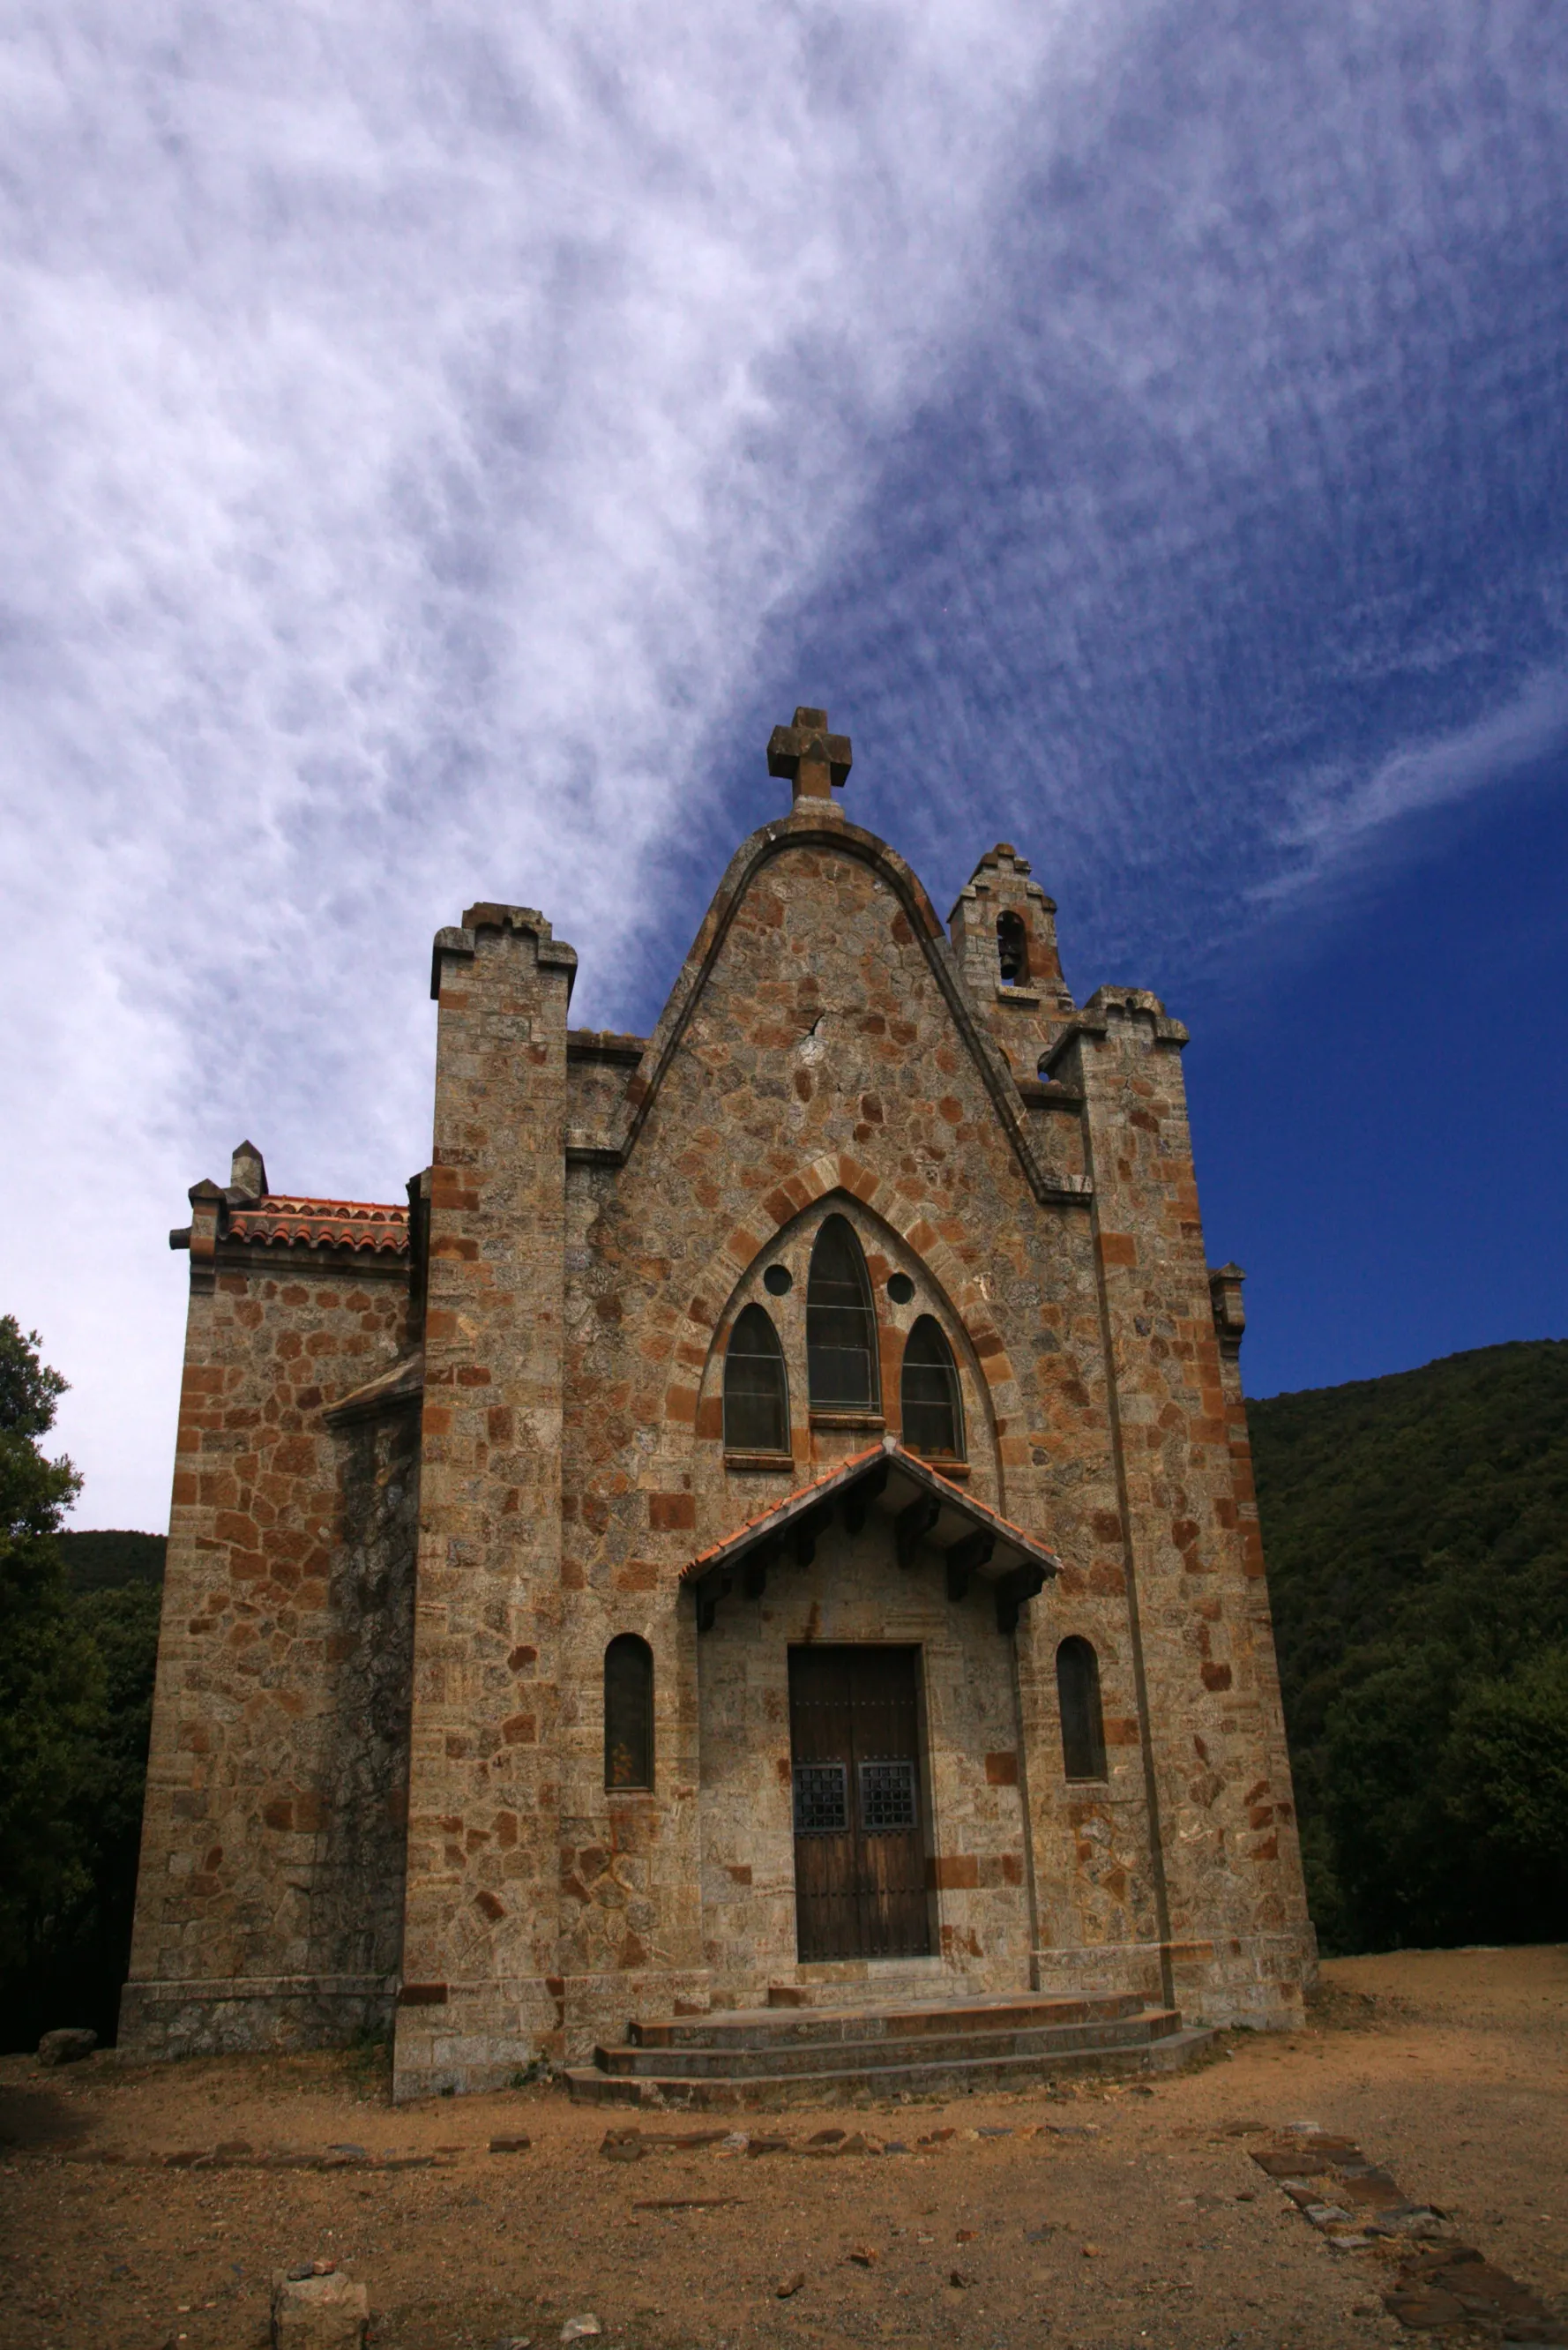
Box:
[3,1,1564,1524]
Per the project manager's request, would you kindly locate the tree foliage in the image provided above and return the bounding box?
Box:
[1251,1337,1568,1952]
[0,1318,165,2049]
[0,1317,95,1981]
[55,1526,167,1594]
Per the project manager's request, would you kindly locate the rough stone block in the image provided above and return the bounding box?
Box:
[270,2268,369,2347]
[37,2026,97,2067]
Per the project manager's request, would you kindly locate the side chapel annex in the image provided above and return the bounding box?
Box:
[123,708,1315,2098]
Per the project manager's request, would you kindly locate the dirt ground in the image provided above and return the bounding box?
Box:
[1,1947,1564,2350]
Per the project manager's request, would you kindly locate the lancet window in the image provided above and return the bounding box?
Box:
[1056,1636,1107,1782]
[900,1314,965,1461]
[604,1635,654,1791]
[806,1216,879,1411]
[723,1303,790,1454]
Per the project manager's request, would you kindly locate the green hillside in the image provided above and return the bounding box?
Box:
[56,1527,166,1591]
[1250,1339,1568,1953]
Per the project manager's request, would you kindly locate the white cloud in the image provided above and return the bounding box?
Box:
[4,2,1564,1524]
[780,0,1568,991]
[1260,669,1568,902]
[0,3,1109,1524]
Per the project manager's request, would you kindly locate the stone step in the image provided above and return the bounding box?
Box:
[631,1990,1146,2053]
[766,1961,955,2009]
[603,2008,1177,2082]
[564,2022,1216,2109]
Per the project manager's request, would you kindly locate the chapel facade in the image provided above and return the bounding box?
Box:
[123,709,1316,2099]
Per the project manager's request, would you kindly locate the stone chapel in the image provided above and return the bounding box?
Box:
[123,709,1315,2101]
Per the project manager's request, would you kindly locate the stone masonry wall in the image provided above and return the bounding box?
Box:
[544,806,1179,2048]
[948,841,1076,1078]
[1059,991,1316,2024]
[696,1519,1034,2006]
[1211,1269,1313,1999]
[392,906,579,2099]
[126,779,1312,2079]
[122,1241,417,2056]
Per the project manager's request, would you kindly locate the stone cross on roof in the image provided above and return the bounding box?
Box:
[767,706,852,803]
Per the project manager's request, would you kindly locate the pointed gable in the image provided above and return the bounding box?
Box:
[569,790,1087,1211]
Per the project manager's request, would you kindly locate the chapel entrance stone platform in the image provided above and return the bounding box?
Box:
[765,1957,953,2008]
[564,1988,1214,2107]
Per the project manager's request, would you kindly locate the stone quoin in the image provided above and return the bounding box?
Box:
[122,708,1315,2098]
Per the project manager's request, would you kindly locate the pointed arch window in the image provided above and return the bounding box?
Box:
[1056,1637,1107,1782]
[900,1315,965,1461]
[806,1215,879,1410]
[605,1635,654,1791]
[997,911,1029,985]
[724,1303,790,1454]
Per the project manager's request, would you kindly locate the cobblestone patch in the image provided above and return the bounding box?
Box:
[1252,2125,1565,2343]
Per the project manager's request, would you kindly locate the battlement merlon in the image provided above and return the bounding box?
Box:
[1048,986,1190,1060]
[168,1134,271,1251]
[429,904,579,1004]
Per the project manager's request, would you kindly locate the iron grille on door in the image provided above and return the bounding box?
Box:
[858,1758,917,1833]
[793,1762,849,1836]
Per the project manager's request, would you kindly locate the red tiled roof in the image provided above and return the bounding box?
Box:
[683,1443,886,1576]
[228,1195,410,1254]
[680,1436,1060,1584]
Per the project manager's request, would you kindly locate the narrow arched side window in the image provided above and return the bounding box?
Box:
[997,911,1029,985]
[724,1303,790,1454]
[605,1635,654,1791]
[900,1315,965,1460]
[1057,1637,1107,1782]
[806,1216,879,1410]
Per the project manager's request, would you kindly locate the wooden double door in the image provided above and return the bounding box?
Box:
[788,1645,931,1962]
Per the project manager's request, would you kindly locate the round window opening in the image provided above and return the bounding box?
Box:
[886,1272,915,1305]
[763,1263,793,1296]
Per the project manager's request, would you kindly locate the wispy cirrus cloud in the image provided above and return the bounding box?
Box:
[783,0,1568,983]
[0,2,1108,1521]
[4,1,1567,1523]
[1259,670,1568,903]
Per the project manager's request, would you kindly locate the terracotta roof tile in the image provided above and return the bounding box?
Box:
[682,1442,885,1575]
[680,1436,1059,1583]
[228,1195,409,1255]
